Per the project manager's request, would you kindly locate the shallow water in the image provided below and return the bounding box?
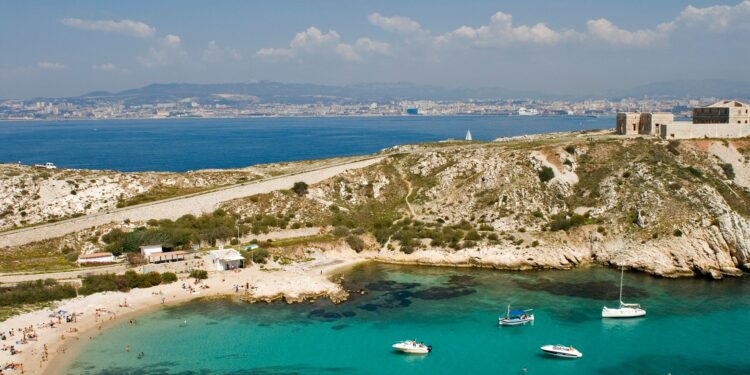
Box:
[66,264,750,374]
[0,116,609,172]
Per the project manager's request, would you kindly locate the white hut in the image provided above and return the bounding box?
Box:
[207,249,245,271]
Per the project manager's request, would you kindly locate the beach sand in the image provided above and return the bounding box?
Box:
[0,253,363,375]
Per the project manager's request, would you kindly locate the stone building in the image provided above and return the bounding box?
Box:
[615,112,673,136]
[693,100,750,125]
[615,100,750,139]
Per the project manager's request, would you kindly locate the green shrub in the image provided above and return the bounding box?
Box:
[531,240,540,247]
[291,181,309,196]
[673,229,683,237]
[549,212,588,231]
[564,145,576,154]
[720,163,735,179]
[333,226,350,237]
[538,167,555,183]
[686,166,703,178]
[464,230,481,241]
[478,223,494,231]
[0,279,76,307]
[161,272,178,283]
[251,248,269,264]
[189,270,208,280]
[345,235,365,253]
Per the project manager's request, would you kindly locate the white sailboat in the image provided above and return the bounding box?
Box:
[465,130,472,141]
[602,266,646,318]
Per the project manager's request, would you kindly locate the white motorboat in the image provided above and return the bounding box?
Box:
[540,345,583,358]
[602,266,646,318]
[392,340,431,354]
[499,305,534,326]
[518,107,539,116]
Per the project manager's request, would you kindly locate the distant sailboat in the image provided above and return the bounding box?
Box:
[602,266,646,318]
[465,130,472,141]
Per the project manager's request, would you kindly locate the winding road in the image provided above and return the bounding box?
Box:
[0,156,384,249]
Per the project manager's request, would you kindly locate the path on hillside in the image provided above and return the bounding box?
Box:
[0,156,385,249]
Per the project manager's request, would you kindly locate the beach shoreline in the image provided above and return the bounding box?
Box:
[0,254,364,375]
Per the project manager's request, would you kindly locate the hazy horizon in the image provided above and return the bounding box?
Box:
[2,0,750,99]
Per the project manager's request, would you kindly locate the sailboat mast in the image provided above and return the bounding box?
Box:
[619,266,624,303]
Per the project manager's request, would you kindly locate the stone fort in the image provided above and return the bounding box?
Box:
[616,100,750,139]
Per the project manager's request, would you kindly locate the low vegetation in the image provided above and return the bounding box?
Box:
[79,270,177,295]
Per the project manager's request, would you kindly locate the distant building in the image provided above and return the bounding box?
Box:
[615,100,750,139]
[78,252,115,264]
[207,248,245,271]
[693,100,750,124]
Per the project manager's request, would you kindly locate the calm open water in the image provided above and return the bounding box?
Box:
[66,263,750,375]
[0,116,609,172]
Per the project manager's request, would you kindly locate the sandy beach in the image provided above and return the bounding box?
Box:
[0,252,363,375]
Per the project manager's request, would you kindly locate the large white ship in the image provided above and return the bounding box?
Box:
[517,107,539,116]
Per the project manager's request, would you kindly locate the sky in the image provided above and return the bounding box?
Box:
[1,0,749,99]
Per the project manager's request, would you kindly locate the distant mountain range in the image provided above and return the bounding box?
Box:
[58,78,750,104]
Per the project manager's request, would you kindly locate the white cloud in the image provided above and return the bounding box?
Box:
[37,61,67,71]
[61,18,155,38]
[290,27,340,50]
[353,37,391,55]
[137,36,187,68]
[257,26,388,62]
[435,11,568,47]
[368,13,421,33]
[202,41,241,63]
[676,1,750,31]
[92,63,127,73]
[334,38,391,61]
[159,34,182,48]
[585,19,671,46]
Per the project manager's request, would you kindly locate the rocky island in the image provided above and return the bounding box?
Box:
[2,130,749,280]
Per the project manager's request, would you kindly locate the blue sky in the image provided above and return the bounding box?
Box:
[1,0,749,98]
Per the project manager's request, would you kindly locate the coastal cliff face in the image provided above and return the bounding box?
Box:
[222,133,750,278]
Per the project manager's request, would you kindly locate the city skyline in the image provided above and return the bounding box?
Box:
[2,0,750,98]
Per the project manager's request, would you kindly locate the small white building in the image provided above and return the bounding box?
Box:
[77,252,115,264]
[140,245,163,257]
[207,248,245,271]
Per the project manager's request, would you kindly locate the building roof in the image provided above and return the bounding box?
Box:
[79,252,114,259]
[705,100,748,108]
[139,244,163,249]
[209,249,244,261]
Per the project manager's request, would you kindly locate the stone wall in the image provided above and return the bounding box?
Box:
[661,122,750,140]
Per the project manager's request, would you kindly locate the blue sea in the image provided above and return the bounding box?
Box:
[0,116,609,172]
[66,263,750,375]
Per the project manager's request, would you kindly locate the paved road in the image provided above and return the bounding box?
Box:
[0,264,127,284]
[0,156,384,249]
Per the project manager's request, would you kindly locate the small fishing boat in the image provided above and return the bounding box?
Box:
[540,345,582,358]
[602,266,646,318]
[392,340,432,354]
[499,305,534,326]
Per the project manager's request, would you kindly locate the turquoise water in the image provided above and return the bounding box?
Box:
[0,116,609,171]
[67,264,750,374]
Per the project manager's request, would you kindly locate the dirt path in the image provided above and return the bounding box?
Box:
[0,264,127,284]
[397,168,416,217]
[0,156,384,248]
